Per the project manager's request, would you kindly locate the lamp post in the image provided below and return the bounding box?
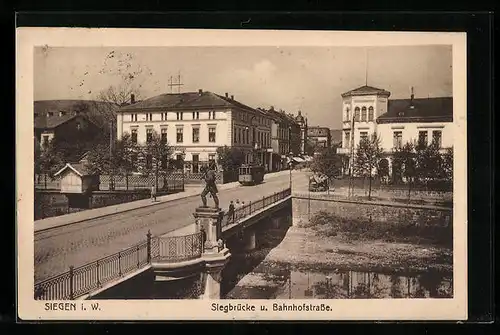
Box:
[288,151,293,189]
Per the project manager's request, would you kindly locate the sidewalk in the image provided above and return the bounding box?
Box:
[34,169,291,232]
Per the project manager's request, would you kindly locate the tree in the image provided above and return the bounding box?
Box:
[115,132,137,190]
[37,140,64,188]
[415,141,443,187]
[441,146,453,187]
[377,158,390,184]
[216,146,245,171]
[393,141,417,201]
[141,130,173,191]
[310,146,343,181]
[353,133,383,200]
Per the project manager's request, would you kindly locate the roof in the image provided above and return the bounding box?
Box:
[54,162,92,177]
[118,91,258,113]
[34,100,116,129]
[341,85,391,98]
[377,97,453,124]
[260,107,299,125]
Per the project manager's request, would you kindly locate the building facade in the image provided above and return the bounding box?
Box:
[116,90,274,172]
[337,85,453,176]
[307,126,331,152]
[294,111,308,155]
[261,107,302,171]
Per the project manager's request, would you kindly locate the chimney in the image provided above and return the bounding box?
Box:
[198,89,203,95]
[225,92,229,98]
[231,95,234,100]
[131,94,135,104]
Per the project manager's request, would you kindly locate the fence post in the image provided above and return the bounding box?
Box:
[118,252,122,276]
[147,230,152,263]
[137,245,140,268]
[249,201,252,215]
[96,260,101,288]
[69,266,74,300]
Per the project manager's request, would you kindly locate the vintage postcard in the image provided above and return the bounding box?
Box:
[16,28,467,320]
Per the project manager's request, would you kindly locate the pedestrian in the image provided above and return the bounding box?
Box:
[228,201,235,224]
[151,182,157,202]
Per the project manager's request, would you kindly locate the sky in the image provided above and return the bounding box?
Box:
[34,45,453,129]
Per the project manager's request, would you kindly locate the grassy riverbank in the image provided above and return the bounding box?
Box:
[264,211,453,274]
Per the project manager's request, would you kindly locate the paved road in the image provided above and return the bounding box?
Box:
[35,172,306,282]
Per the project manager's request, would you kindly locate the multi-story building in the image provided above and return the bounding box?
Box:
[116,90,274,172]
[294,111,308,155]
[34,100,104,155]
[307,126,331,153]
[260,107,302,171]
[337,85,453,176]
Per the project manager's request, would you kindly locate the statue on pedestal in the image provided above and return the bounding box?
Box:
[200,159,219,209]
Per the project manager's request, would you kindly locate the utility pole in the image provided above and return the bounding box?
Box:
[168,71,184,93]
[109,121,114,190]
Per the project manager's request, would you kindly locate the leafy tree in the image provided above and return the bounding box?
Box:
[310,146,343,180]
[353,133,383,200]
[441,146,453,186]
[393,141,417,201]
[415,141,444,187]
[37,140,64,188]
[141,130,174,191]
[216,146,245,171]
[377,158,390,183]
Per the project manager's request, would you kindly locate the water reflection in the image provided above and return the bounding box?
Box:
[226,266,453,299]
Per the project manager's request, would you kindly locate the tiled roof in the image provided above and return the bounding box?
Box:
[34,100,116,129]
[54,162,92,177]
[118,91,258,113]
[377,97,453,123]
[341,85,391,98]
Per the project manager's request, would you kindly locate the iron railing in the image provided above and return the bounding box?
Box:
[34,231,155,300]
[154,232,204,263]
[222,188,291,228]
[33,187,291,300]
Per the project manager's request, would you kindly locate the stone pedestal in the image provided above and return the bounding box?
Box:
[199,247,231,300]
[194,207,224,254]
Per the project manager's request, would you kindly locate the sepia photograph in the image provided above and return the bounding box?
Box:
[17,28,467,320]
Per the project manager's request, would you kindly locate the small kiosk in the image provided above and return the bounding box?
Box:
[53,163,99,209]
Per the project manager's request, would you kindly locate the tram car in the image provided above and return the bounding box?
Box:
[238,164,265,185]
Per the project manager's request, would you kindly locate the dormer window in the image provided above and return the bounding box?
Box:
[47,112,53,117]
[34,112,39,117]
[59,111,67,117]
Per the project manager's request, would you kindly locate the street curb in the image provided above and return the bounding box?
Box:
[34,170,291,233]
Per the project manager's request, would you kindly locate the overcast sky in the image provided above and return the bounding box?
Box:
[34,45,452,129]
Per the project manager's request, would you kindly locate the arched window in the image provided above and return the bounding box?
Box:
[345,107,350,121]
[361,107,367,122]
[368,106,374,121]
[354,107,360,121]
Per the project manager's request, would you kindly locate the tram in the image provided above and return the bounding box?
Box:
[238,164,265,185]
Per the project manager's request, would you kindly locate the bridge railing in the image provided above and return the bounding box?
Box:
[153,232,204,263]
[34,232,155,300]
[222,187,291,228]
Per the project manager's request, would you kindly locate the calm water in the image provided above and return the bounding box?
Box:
[225,263,453,299]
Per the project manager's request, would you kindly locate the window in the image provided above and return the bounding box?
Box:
[146,128,153,143]
[208,127,216,143]
[208,153,216,162]
[161,128,168,142]
[368,106,374,121]
[360,131,368,142]
[192,127,200,143]
[246,128,249,144]
[176,112,183,120]
[345,107,350,121]
[47,112,54,117]
[361,107,367,122]
[234,127,238,143]
[209,111,216,120]
[354,107,360,121]
[161,113,167,121]
[192,111,199,120]
[238,128,241,144]
[42,135,49,146]
[145,154,152,169]
[176,128,183,143]
[345,131,350,148]
[242,128,246,144]
[131,129,138,143]
[192,154,199,173]
[418,130,428,147]
[432,130,442,148]
[393,131,403,149]
[146,113,153,121]
[131,114,138,122]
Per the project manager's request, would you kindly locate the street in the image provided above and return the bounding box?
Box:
[35,171,305,282]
